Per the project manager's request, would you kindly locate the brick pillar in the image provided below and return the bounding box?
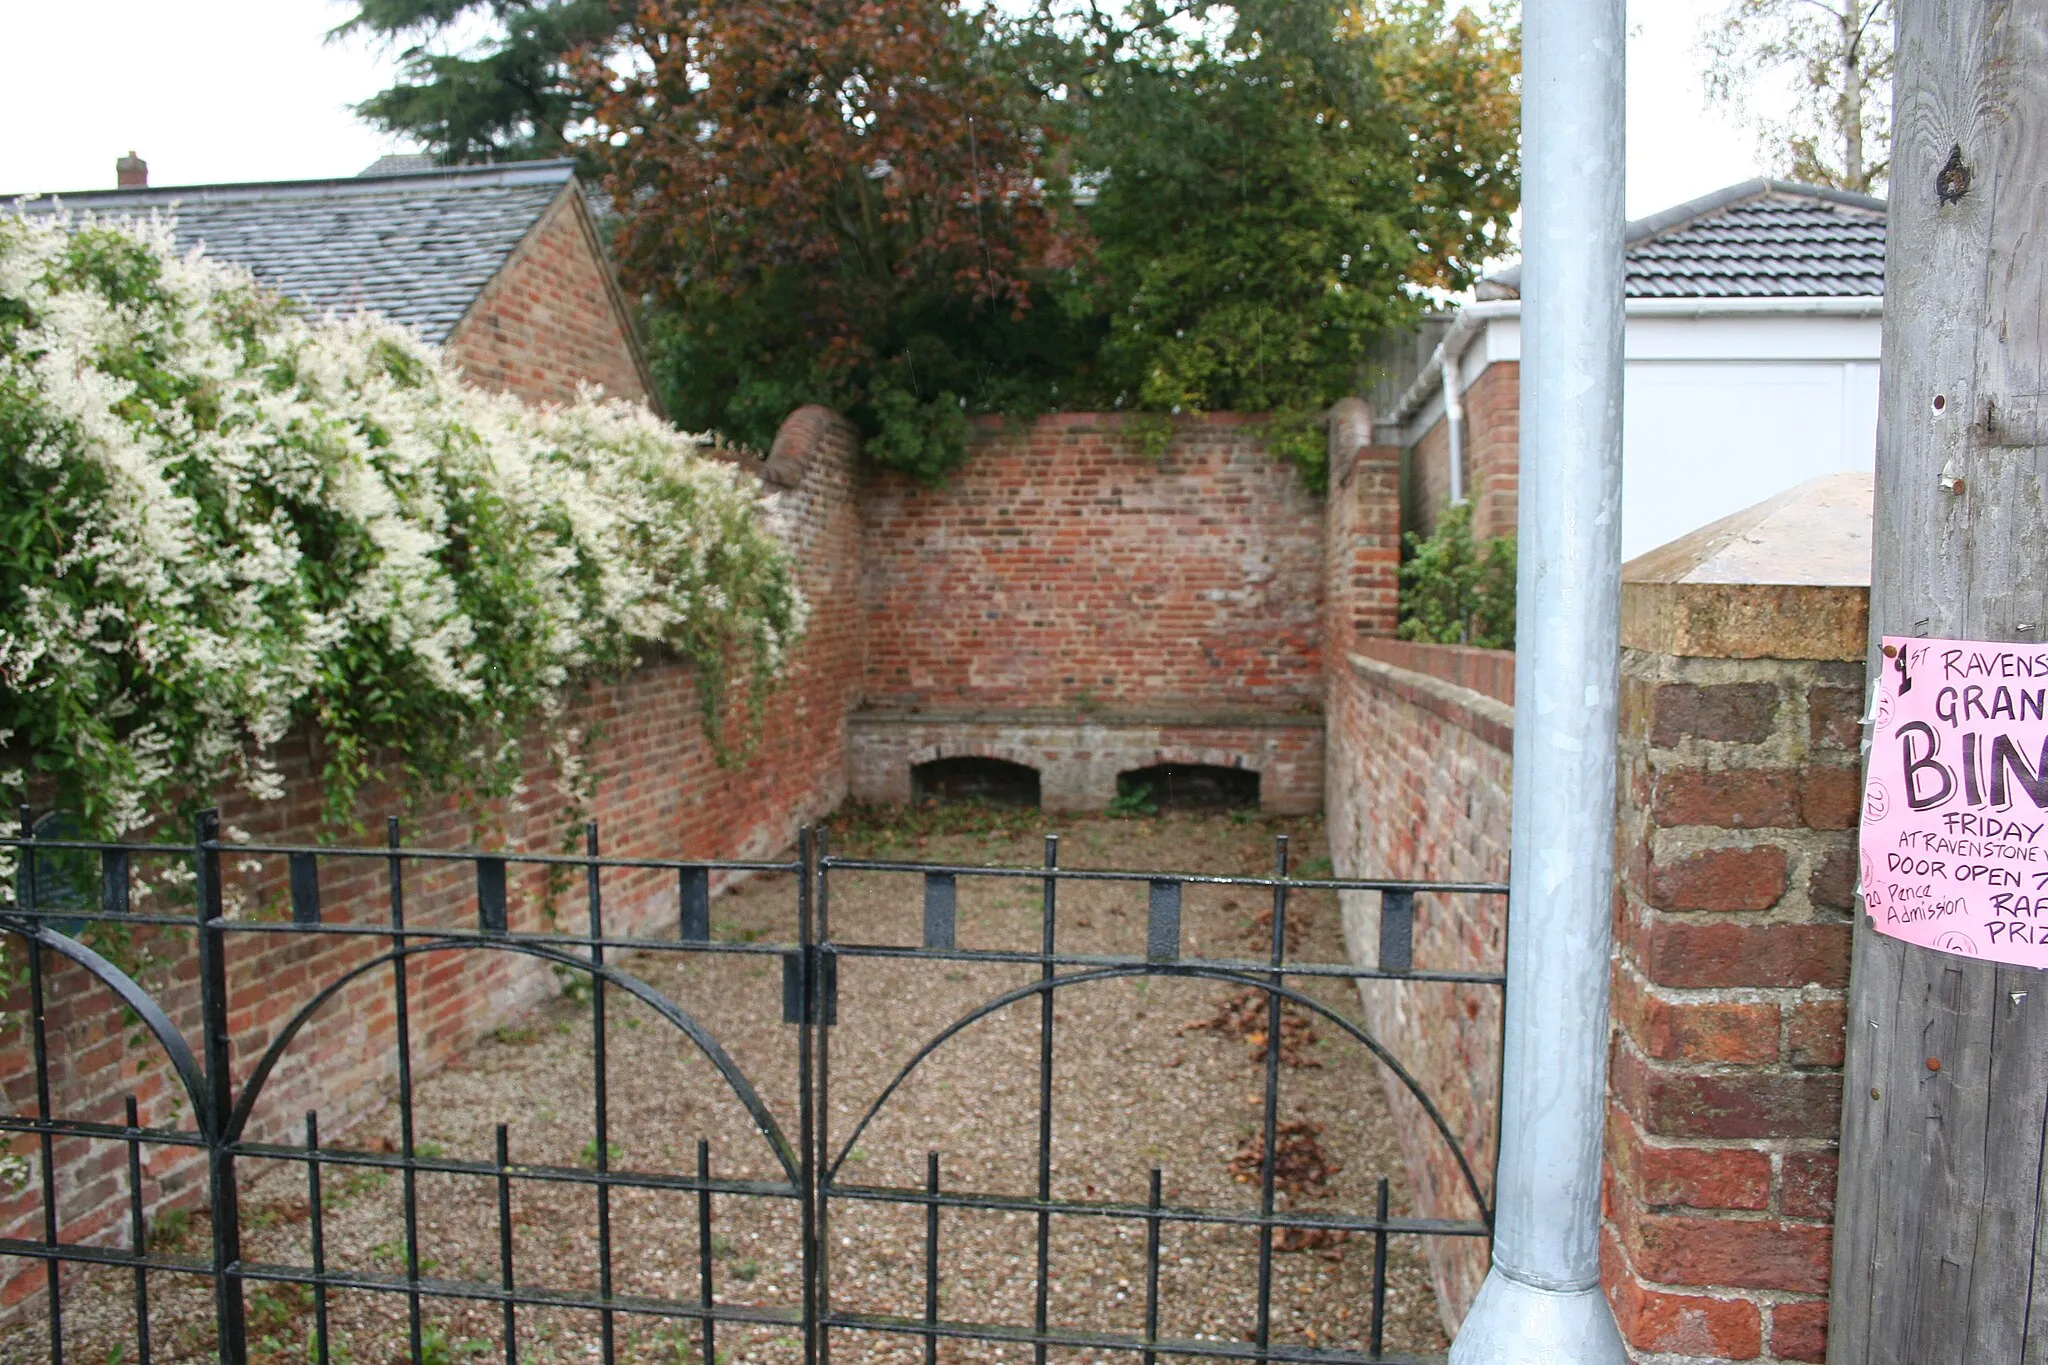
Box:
[1602,487,1868,1364]
[1324,397,1401,655]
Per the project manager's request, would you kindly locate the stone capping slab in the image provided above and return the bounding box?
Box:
[1619,581,1868,662]
[1346,650,1514,753]
[1620,472,1873,661]
[849,707,1322,729]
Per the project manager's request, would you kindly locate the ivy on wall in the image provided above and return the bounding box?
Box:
[0,213,806,857]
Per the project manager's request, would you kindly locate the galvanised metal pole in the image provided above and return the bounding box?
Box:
[1448,0,1628,1357]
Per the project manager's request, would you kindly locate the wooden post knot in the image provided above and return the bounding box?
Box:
[1937,144,1972,205]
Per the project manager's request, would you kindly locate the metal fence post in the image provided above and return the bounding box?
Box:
[194,809,248,1364]
[1449,0,1629,1355]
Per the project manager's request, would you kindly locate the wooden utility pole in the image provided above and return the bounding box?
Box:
[1831,2,2048,1359]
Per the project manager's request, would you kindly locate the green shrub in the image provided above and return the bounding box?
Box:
[1397,501,1515,649]
[0,213,805,855]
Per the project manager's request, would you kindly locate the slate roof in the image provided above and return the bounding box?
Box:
[1477,179,1887,301]
[5,161,578,342]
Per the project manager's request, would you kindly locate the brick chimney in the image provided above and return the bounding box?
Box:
[116,151,147,189]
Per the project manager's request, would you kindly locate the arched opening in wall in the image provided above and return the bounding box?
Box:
[911,757,1042,808]
[1116,763,1260,811]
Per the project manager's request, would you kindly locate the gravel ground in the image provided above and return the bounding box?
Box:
[4,808,1454,1364]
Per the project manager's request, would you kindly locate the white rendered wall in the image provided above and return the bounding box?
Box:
[1620,357,1879,557]
[1430,309,1882,559]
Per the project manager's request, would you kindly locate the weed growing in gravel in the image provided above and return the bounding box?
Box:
[322,1168,390,1211]
[554,965,594,1005]
[579,1139,625,1167]
[829,800,1041,854]
[244,1200,310,1233]
[147,1206,191,1250]
[418,1324,489,1365]
[640,1323,717,1364]
[246,1283,314,1359]
[369,1239,441,1275]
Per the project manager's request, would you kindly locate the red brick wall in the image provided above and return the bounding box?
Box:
[1323,408,1508,1334]
[1464,362,1519,545]
[1407,360,1519,545]
[1350,638,1514,707]
[859,413,1325,713]
[1603,645,1858,1364]
[1323,399,1402,660]
[1324,646,1513,1333]
[1324,579,1857,1357]
[443,188,655,410]
[0,410,863,1317]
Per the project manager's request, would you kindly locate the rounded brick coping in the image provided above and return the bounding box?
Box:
[1345,650,1514,753]
[757,404,853,487]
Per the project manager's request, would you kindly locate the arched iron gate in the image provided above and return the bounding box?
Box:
[0,812,1505,1365]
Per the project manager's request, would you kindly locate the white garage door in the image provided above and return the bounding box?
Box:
[1622,360,1879,560]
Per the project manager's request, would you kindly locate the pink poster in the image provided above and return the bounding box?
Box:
[1861,635,2048,965]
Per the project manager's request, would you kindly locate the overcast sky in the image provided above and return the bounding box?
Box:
[2,0,1778,219]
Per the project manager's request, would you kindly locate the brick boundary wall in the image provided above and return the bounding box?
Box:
[0,410,865,1319]
[1349,638,1515,709]
[1323,432,1860,1353]
[1600,566,1862,1364]
[850,410,1329,811]
[1321,406,1508,1333]
[1325,647,1513,1334]
[1323,399,1402,657]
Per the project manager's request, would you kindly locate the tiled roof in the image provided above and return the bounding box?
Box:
[5,161,577,342]
[1478,179,1887,301]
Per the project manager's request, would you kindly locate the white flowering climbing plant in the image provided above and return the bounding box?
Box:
[0,211,806,846]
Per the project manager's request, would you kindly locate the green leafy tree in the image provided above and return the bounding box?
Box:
[1702,0,1892,194]
[1042,1,1518,486]
[334,0,628,164]
[582,0,1091,482]
[340,0,1521,487]
[1397,501,1515,649]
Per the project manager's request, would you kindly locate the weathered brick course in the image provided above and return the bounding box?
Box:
[1769,1299,1830,1361]
[1631,919,1852,991]
[1644,844,1791,912]
[1606,1113,1772,1211]
[1612,970,1781,1065]
[1326,638,1509,1328]
[1645,682,1783,747]
[1604,635,1857,1362]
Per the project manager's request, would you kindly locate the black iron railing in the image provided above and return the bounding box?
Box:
[0,809,1506,1365]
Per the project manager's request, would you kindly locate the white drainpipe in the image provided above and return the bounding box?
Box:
[1441,341,1468,506]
